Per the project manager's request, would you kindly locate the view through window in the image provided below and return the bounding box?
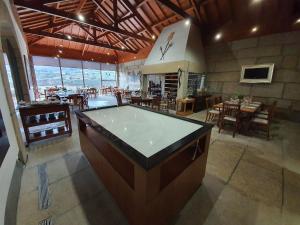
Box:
[33,56,116,99]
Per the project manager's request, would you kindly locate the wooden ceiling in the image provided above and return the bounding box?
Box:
[13,0,300,63]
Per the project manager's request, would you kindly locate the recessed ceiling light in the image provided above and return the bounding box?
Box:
[296,18,300,24]
[251,26,258,33]
[185,19,190,26]
[58,50,63,54]
[214,32,222,41]
[56,54,60,58]
[107,52,110,55]
[252,0,262,4]
[59,44,63,47]
[152,35,155,40]
[134,56,136,59]
[91,58,94,61]
[121,46,125,49]
[67,35,72,40]
[77,14,85,21]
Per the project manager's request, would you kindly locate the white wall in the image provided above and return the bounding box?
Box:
[1,0,34,100]
[0,44,19,225]
[0,0,29,223]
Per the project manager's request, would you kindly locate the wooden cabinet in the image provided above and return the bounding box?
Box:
[19,103,72,146]
[191,95,211,112]
[164,74,178,97]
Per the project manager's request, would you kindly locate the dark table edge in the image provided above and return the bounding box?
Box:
[75,104,213,170]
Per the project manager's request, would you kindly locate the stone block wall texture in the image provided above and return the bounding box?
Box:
[205,31,300,117]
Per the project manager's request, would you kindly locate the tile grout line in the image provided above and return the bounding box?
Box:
[226,147,246,184]
[281,168,285,213]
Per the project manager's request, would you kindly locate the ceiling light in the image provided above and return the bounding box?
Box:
[134,56,136,59]
[214,32,222,41]
[152,35,155,40]
[91,58,94,61]
[56,54,60,58]
[296,18,300,24]
[106,62,109,65]
[67,35,72,40]
[58,50,63,54]
[185,19,190,26]
[59,44,63,47]
[251,26,258,33]
[107,52,110,55]
[252,0,262,4]
[121,46,125,49]
[77,14,85,21]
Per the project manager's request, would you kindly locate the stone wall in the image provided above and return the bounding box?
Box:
[205,31,300,120]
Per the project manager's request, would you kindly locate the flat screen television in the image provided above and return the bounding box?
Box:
[240,64,274,83]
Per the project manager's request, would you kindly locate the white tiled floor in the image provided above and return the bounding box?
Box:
[17,109,300,225]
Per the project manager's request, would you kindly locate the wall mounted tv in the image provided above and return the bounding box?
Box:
[240,64,274,83]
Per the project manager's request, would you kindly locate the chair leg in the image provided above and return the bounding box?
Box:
[205,112,209,122]
[219,121,223,133]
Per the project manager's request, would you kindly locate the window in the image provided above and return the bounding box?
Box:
[32,56,118,93]
[3,53,17,106]
[60,59,84,91]
[33,56,62,98]
[83,61,101,88]
[101,63,116,87]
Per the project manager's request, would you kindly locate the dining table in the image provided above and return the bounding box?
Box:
[47,91,85,109]
[213,101,262,134]
[213,101,262,113]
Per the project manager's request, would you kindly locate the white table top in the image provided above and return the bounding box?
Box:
[83,106,203,158]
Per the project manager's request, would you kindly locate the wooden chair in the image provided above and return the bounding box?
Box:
[82,93,89,109]
[68,94,83,111]
[251,102,276,140]
[256,101,277,119]
[115,92,123,106]
[205,97,220,123]
[214,96,223,104]
[131,96,142,106]
[87,88,97,98]
[218,102,241,137]
[152,96,161,111]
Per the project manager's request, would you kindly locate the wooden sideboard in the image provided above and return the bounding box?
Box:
[19,103,72,146]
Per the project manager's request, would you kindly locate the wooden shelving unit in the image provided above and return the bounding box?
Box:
[19,103,72,146]
[164,74,178,97]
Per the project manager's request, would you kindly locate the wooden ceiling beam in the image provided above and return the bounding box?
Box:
[14,0,154,43]
[40,0,68,4]
[156,0,201,27]
[113,0,118,27]
[122,0,155,36]
[190,0,202,23]
[76,23,96,39]
[117,13,135,23]
[23,28,138,53]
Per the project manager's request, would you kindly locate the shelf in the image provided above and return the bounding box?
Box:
[29,130,71,143]
[27,117,66,127]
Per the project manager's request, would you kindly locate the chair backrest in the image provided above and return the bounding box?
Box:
[268,100,277,121]
[115,92,122,106]
[131,96,142,105]
[152,96,161,107]
[205,97,214,110]
[222,102,241,119]
[69,94,82,105]
[214,96,223,104]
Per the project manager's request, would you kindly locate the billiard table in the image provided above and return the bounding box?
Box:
[76,105,213,225]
